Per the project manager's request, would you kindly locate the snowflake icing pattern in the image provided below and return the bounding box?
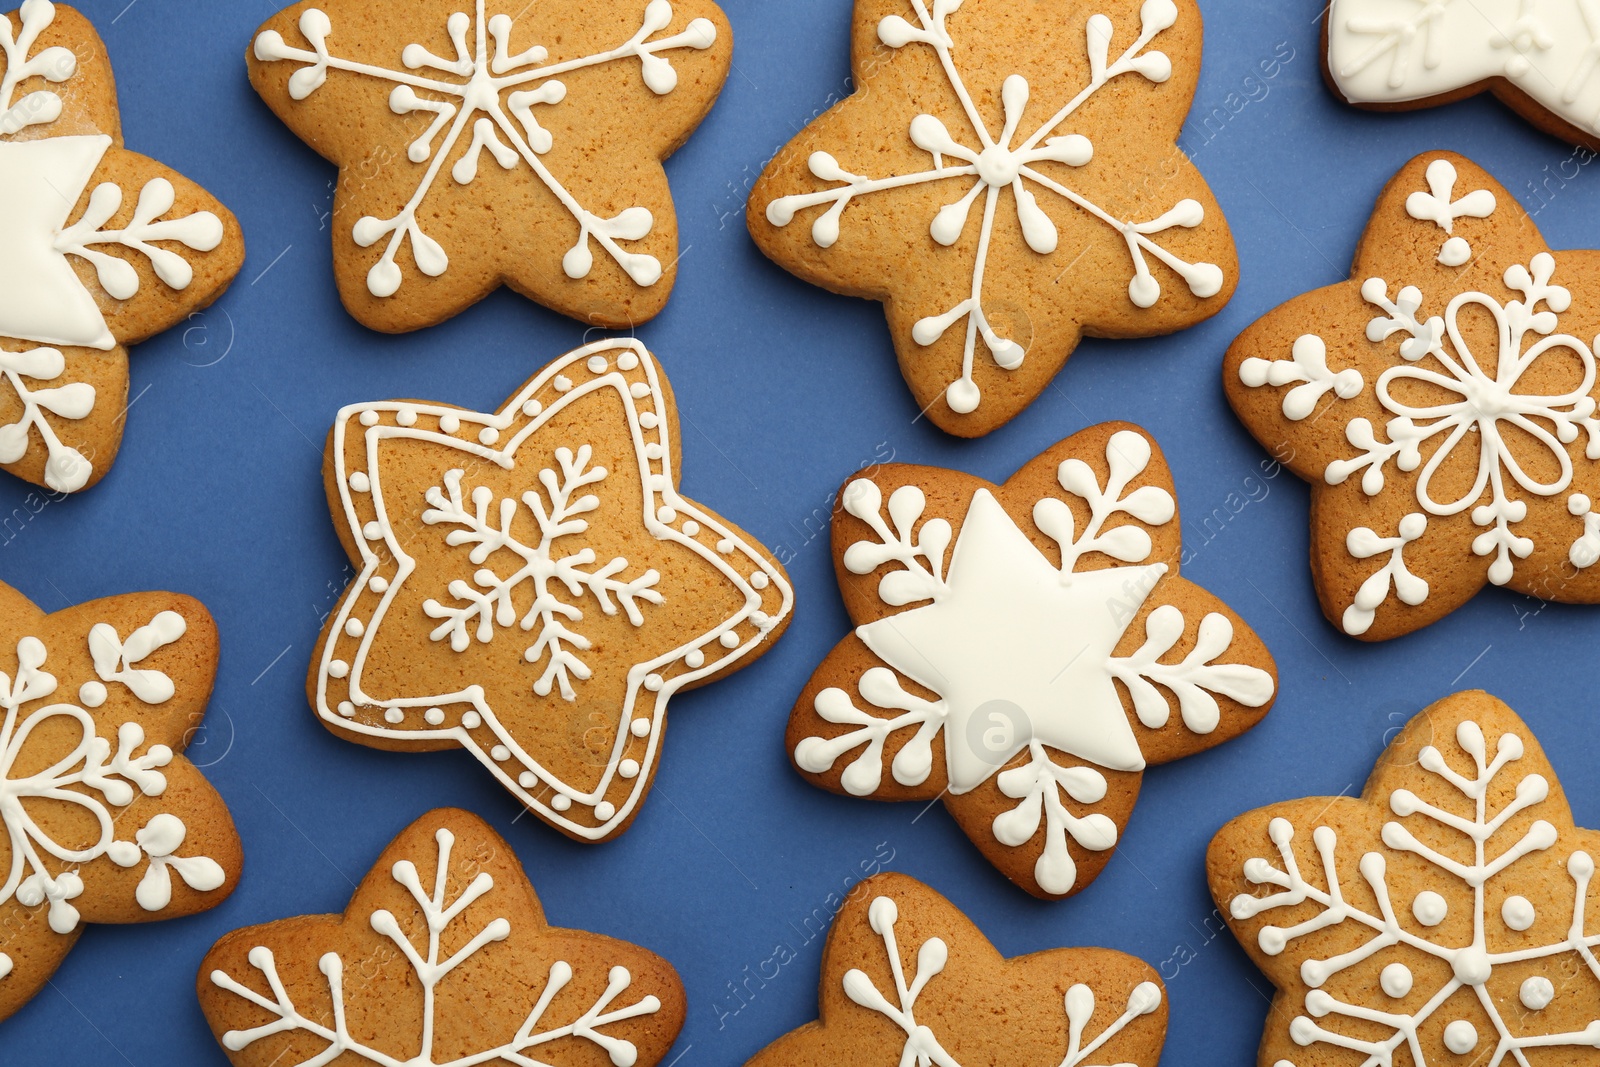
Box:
[1225,703,1600,1065]
[252,0,718,299]
[764,0,1224,415]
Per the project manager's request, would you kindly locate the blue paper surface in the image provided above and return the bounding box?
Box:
[5,1,1600,1063]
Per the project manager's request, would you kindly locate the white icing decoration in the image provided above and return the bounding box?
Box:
[1404,159,1494,266]
[843,894,1162,1066]
[315,339,794,842]
[1239,334,1365,422]
[1380,961,1413,998]
[1522,974,1555,1010]
[253,0,718,296]
[1328,0,1600,137]
[1342,513,1429,637]
[209,826,662,1065]
[0,345,93,493]
[796,429,1273,895]
[764,0,1222,415]
[1231,719,1600,1063]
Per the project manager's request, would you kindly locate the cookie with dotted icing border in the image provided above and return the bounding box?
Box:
[748,0,1237,437]
[247,0,731,333]
[1324,0,1600,151]
[744,871,1167,1067]
[199,807,686,1067]
[1226,151,1600,641]
[0,579,241,1022]
[311,338,793,843]
[787,422,1276,899]
[0,1,244,493]
[1210,690,1600,1067]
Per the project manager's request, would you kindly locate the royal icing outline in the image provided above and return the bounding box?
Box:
[763,0,1225,417]
[252,0,719,299]
[793,429,1274,896]
[316,338,793,841]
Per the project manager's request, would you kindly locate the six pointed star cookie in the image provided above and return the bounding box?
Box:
[1210,690,1600,1067]
[744,871,1167,1067]
[0,0,244,493]
[1226,152,1600,641]
[248,0,731,333]
[748,0,1236,437]
[787,423,1276,899]
[0,579,241,1022]
[200,808,686,1067]
[311,338,793,843]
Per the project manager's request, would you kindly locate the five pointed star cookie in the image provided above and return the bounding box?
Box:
[248,0,732,333]
[744,872,1167,1067]
[1210,690,1600,1067]
[200,808,686,1067]
[787,423,1276,900]
[0,579,241,1022]
[312,338,793,843]
[748,0,1236,437]
[1225,152,1600,642]
[0,1,244,493]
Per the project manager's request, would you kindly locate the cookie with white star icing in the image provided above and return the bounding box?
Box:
[0,1,244,493]
[1226,151,1600,641]
[1210,690,1600,1067]
[247,0,731,333]
[311,338,792,843]
[748,0,1237,437]
[787,422,1277,900]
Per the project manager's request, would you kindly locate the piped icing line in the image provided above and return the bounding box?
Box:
[315,338,793,841]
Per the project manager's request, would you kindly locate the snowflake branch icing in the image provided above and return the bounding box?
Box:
[766,0,1222,415]
[210,826,662,1067]
[0,346,93,492]
[253,0,717,297]
[0,0,76,137]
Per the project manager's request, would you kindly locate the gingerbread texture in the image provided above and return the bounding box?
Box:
[0,579,241,1022]
[748,0,1236,437]
[248,0,732,332]
[0,0,243,493]
[1211,690,1600,1066]
[200,808,685,1067]
[787,422,1276,899]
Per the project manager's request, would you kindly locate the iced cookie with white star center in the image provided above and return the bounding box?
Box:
[0,579,241,1022]
[1210,690,1600,1067]
[1324,0,1600,150]
[744,872,1167,1067]
[0,1,244,493]
[1226,152,1600,641]
[748,0,1236,437]
[787,423,1277,899]
[312,338,792,843]
[247,0,730,333]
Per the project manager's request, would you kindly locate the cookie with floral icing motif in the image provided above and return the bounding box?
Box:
[0,579,242,1022]
[748,0,1236,437]
[247,0,731,333]
[1210,690,1600,1067]
[310,338,792,844]
[745,871,1167,1067]
[788,422,1276,899]
[1225,151,1600,641]
[200,807,685,1067]
[0,1,244,493]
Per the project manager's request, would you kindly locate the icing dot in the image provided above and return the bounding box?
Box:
[717,539,734,554]
[682,521,700,537]
[619,759,640,779]
[1572,493,1593,516]
[685,649,705,669]
[640,412,659,429]
[630,382,650,399]
[630,717,651,737]
[359,410,379,426]
[369,576,389,594]
[657,506,678,524]
[553,375,573,393]
[1520,975,1555,1011]
[384,709,404,724]
[1380,962,1412,999]
[617,351,639,371]
[595,802,616,821]
[1438,236,1471,267]
[396,408,418,427]
[1502,895,1536,932]
[327,659,350,679]
[491,745,511,761]
[650,474,669,491]
[424,708,445,726]
[337,701,355,718]
[751,572,770,590]
[462,711,482,729]
[78,681,107,708]
[1443,1020,1477,1055]
[479,427,500,446]
[645,444,664,460]
[345,618,365,638]
[348,472,371,493]
[752,611,772,630]
[363,521,384,541]
[552,794,573,812]
[1412,891,1448,927]
[587,355,609,374]
[720,631,740,649]
[518,771,537,787]
[439,414,461,434]
[522,399,542,417]
[645,674,664,692]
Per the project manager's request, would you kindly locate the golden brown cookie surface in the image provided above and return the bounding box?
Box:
[247,0,731,332]
[787,423,1276,899]
[748,0,1236,437]
[0,579,241,1022]
[0,1,244,493]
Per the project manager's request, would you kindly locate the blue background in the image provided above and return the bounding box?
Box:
[5,1,1600,1063]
